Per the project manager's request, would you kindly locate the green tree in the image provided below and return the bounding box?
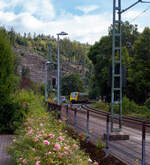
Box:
[88,21,140,101]
[0,29,19,133]
[88,35,112,100]
[61,73,84,96]
[128,27,150,103]
[0,30,16,106]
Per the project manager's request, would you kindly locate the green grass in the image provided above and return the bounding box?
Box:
[91,96,150,120]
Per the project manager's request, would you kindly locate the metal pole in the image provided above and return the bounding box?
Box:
[48,44,52,94]
[142,123,146,165]
[106,114,110,157]
[86,110,89,142]
[57,34,60,105]
[74,109,77,132]
[45,62,48,101]
[66,105,69,126]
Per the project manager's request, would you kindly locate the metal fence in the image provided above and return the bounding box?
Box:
[48,103,150,165]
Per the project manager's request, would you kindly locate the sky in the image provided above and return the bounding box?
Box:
[0,0,150,44]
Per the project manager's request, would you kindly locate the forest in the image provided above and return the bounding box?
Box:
[88,21,150,105]
[0,20,150,115]
[6,27,92,69]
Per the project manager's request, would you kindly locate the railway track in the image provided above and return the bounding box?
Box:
[60,103,150,165]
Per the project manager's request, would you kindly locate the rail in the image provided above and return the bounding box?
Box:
[48,103,150,165]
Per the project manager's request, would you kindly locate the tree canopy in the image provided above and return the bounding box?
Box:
[0,29,16,106]
[61,73,84,96]
[88,21,150,104]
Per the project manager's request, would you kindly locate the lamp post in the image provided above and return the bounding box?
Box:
[45,61,50,101]
[57,31,68,105]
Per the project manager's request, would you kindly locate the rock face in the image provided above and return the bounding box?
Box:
[14,46,57,84]
[14,46,84,85]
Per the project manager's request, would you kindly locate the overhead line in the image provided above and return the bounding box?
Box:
[130,6,150,23]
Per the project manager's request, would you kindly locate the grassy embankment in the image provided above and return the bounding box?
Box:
[92,96,150,119]
[8,90,98,165]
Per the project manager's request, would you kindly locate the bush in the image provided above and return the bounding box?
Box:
[0,90,43,133]
[0,29,17,106]
[92,101,109,112]
[122,96,149,114]
[92,96,149,118]
[0,102,24,133]
[8,91,97,165]
[144,97,150,110]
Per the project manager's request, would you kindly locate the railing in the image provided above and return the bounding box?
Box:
[48,103,150,165]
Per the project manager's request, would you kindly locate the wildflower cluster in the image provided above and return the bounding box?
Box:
[8,91,98,165]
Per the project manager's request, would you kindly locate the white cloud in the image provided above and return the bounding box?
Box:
[0,0,55,21]
[76,5,99,14]
[122,10,141,21]
[23,0,55,21]
[122,9,150,32]
[0,0,112,44]
[0,1,7,10]
[0,7,112,44]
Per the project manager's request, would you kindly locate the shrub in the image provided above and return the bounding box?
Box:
[0,29,17,106]
[92,101,109,112]
[0,102,24,133]
[0,90,43,133]
[92,96,149,118]
[144,97,150,110]
[8,91,97,165]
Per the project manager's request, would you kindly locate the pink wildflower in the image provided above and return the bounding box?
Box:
[64,147,69,151]
[73,144,78,148]
[34,137,39,142]
[58,152,64,156]
[64,151,69,155]
[38,133,42,137]
[57,136,64,141]
[40,130,44,134]
[48,134,55,138]
[35,161,40,165]
[94,162,99,165]
[88,158,92,162]
[27,129,33,135]
[43,140,50,145]
[40,123,43,127]
[22,159,27,164]
[53,143,61,150]
[19,158,23,160]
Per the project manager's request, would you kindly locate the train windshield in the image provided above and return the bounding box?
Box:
[71,92,78,98]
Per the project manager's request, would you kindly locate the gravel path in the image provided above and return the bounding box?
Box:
[0,135,14,165]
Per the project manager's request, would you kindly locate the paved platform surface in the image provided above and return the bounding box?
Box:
[0,135,14,165]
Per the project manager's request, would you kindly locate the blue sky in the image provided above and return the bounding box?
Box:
[0,0,150,44]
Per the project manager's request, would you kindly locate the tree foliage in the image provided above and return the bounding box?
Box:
[61,73,84,96]
[0,29,16,106]
[88,21,150,104]
[127,28,150,103]
[0,29,19,133]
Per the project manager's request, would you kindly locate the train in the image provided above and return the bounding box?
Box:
[70,92,88,103]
